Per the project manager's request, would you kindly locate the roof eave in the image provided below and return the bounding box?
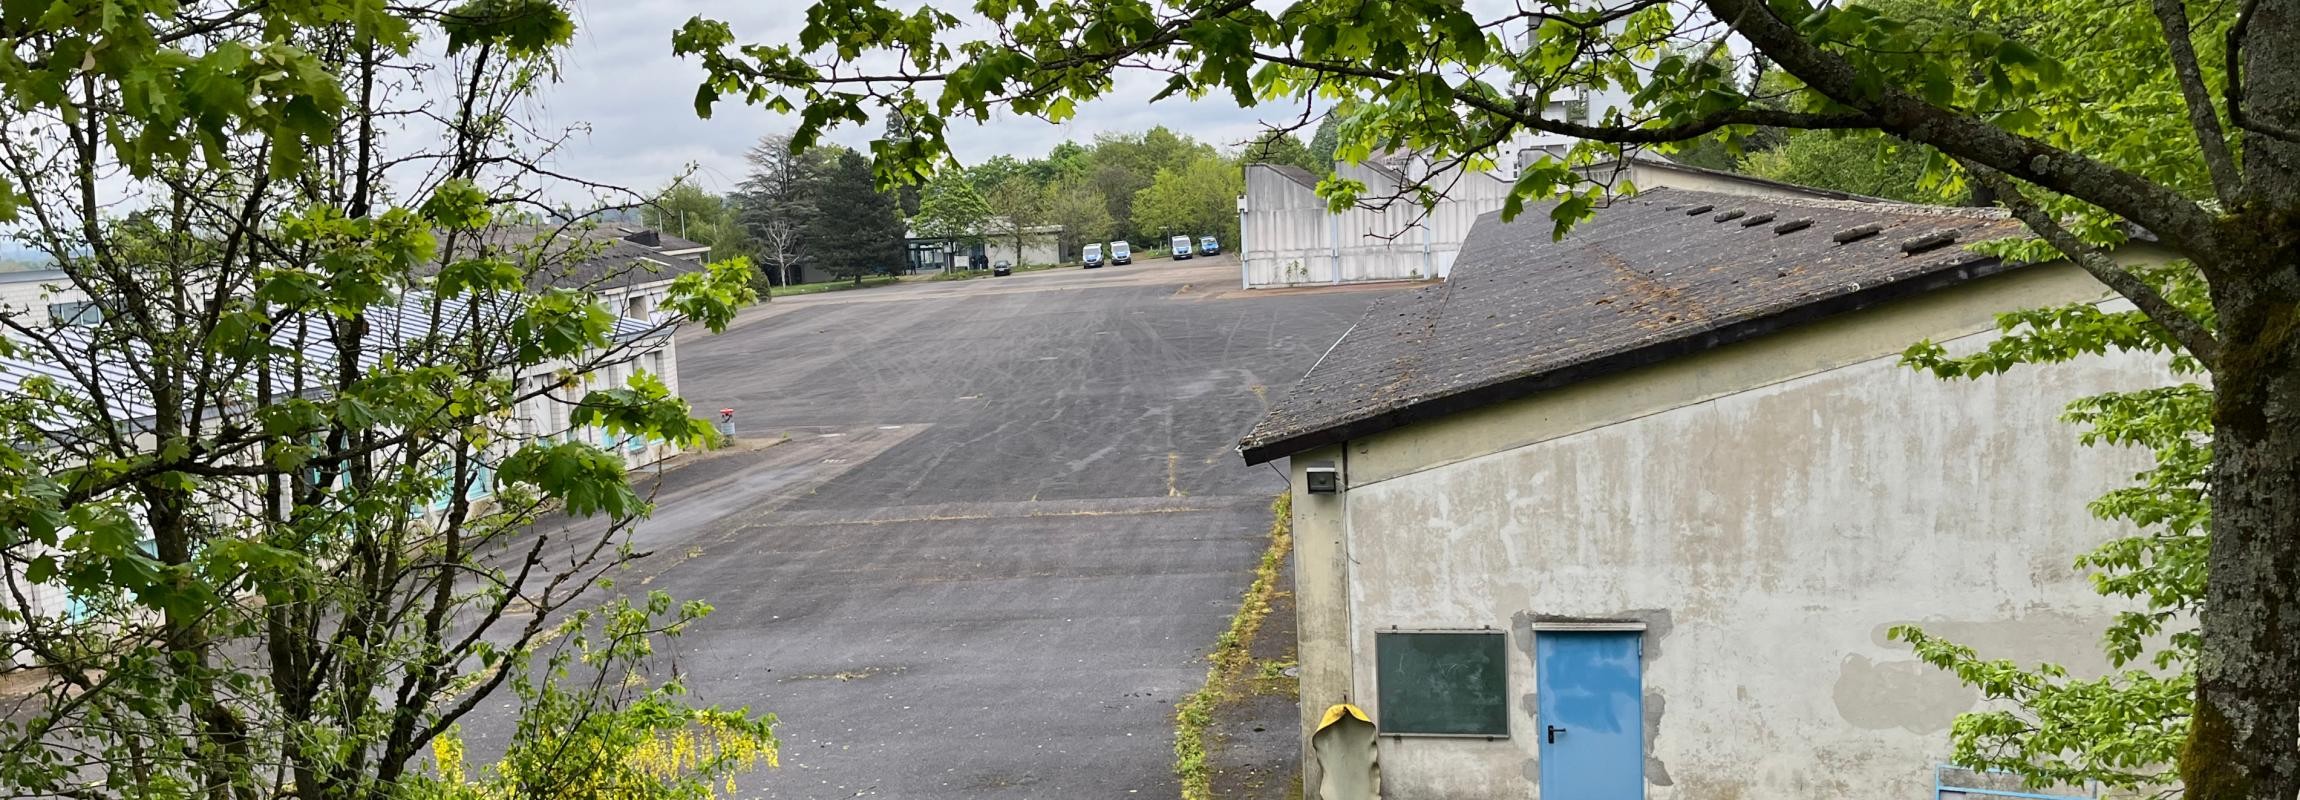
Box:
[1240,254,2026,465]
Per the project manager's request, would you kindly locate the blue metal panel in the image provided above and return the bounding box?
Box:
[1536,631,1644,799]
[1936,765,2099,800]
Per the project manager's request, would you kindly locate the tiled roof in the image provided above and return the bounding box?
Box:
[438,224,709,292]
[1238,188,2030,463]
[1258,164,1323,191]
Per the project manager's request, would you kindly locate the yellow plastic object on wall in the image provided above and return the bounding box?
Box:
[1311,703,1380,800]
[1318,703,1371,730]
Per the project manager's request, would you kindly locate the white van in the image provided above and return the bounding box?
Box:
[1111,240,1132,265]
[1170,235,1193,260]
[1083,243,1104,268]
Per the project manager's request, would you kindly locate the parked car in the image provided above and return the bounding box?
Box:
[1199,235,1220,256]
[993,260,1013,276]
[1111,240,1132,265]
[1170,235,1194,260]
[1083,243,1104,268]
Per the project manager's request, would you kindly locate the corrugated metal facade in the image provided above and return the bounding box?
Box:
[1241,153,1870,290]
[1240,161,1511,289]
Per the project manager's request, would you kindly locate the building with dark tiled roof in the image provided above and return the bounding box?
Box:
[1242,188,2178,799]
[0,223,707,650]
[440,222,711,320]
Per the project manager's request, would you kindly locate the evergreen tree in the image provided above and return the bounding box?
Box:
[807,151,906,284]
[1307,115,1341,172]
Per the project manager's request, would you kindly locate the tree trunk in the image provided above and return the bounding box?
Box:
[2243,0,2300,213]
[2183,258,2300,799]
[2181,3,2300,795]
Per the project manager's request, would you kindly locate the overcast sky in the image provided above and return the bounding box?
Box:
[532,1,1301,199]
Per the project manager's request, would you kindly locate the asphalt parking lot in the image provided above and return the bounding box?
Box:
[603,256,1400,797]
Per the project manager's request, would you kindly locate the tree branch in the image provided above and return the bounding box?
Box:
[1247,50,1878,144]
[154,4,266,45]
[1962,161,2223,368]
[2151,0,2246,203]
[2222,0,2300,146]
[1699,0,2227,255]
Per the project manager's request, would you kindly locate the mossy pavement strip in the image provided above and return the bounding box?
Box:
[1177,493,1304,800]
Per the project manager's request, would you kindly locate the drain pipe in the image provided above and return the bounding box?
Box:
[1237,193,1250,290]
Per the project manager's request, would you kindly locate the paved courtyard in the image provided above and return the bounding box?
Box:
[563,258,1402,797]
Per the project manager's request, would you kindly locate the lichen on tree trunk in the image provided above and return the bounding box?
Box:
[2183,248,2300,799]
[2180,0,2300,791]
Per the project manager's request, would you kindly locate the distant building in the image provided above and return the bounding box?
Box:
[906,220,1064,272]
[448,223,709,470]
[0,289,673,656]
[478,223,709,323]
[0,223,706,666]
[1240,157,1510,289]
[1240,189,2172,800]
[0,268,95,326]
[1240,146,1879,290]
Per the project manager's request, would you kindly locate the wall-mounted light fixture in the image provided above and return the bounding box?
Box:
[1304,460,1341,494]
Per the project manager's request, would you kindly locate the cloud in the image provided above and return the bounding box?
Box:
[531,0,1308,202]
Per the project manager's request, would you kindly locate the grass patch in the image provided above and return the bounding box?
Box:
[1175,492,1293,800]
[767,276,900,297]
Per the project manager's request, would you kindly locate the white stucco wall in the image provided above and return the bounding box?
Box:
[0,270,89,322]
[983,230,1062,266]
[1287,262,2180,799]
[579,278,685,468]
[509,336,682,470]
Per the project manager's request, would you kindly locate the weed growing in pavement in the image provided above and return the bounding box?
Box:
[1174,492,1293,800]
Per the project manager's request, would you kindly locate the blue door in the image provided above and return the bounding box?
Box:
[1536,631,1644,799]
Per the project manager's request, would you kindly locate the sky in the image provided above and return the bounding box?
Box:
[0,2,1306,262]
[532,1,1300,199]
